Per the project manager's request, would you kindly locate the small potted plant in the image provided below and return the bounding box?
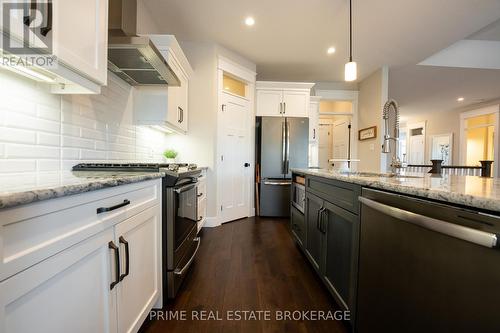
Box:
[163,149,178,163]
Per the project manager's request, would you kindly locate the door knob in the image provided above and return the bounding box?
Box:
[244,163,251,167]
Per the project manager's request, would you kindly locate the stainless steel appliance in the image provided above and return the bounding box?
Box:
[291,176,306,214]
[257,116,309,217]
[107,0,180,86]
[357,188,500,333]
[73,163,202,301]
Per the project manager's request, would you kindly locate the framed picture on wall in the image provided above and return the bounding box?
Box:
[430,133,453,165]
[358,126,377,141]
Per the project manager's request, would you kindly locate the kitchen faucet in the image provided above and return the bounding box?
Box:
[382,99,402,173]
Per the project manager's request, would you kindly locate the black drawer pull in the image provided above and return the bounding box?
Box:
[97,200,130,214]
[119,236,130,281]
[109,241,120,290]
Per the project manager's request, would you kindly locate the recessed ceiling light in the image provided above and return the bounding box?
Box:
[327,47,336,55]
[245,17,255,26]
[457,97,465,102]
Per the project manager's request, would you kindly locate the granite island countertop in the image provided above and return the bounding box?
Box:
[0,171,164,210]
[292,168,500,214]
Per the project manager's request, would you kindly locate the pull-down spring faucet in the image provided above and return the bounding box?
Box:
[382,99,402,172]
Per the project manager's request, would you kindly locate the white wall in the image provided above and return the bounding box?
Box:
[357,67,389,172]
[0,70,169,183]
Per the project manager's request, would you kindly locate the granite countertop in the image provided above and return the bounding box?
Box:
[0,171,164,210]
[292,168,500,213]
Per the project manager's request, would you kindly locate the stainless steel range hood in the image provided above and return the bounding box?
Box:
[108,0,180,86]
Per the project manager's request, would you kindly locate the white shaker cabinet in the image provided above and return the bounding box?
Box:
[134,35,193,134]
[256,81,314,117]
[1,0,109,93]
[0,179,162,333]
[115,207,161,333]
[309,96,321,142]
[0,228,118,333]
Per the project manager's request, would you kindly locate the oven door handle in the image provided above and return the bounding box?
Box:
[174,237,201,276]
[174,184,197,194]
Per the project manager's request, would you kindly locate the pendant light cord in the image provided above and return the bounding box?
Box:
[349,0,352,62]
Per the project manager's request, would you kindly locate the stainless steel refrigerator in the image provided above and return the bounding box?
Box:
[257,116,309,217]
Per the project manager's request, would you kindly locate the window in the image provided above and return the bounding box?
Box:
[222,74,247,98]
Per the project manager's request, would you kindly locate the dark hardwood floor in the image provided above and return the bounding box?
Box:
[141,217,349,333]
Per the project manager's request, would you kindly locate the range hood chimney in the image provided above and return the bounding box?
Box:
[107,0,180,86]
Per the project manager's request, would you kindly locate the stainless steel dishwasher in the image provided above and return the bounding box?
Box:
[357,188,500,333]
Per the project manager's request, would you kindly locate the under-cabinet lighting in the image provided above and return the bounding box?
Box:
[1,64,55,83]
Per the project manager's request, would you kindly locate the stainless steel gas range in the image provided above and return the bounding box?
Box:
[73,163,202,302]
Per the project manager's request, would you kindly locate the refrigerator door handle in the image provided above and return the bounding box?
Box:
[285,119,290,175]
[281,120,286,174]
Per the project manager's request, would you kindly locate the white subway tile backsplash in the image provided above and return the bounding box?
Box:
[0,160,37,173]
[0,127,37,144]
[80,149,106,160]
[5,112,60,133]
[37,132,61,146]
[5,144,60,159]
[62,136,95,149]
[61,148,80,160]
[37,160,61,171]
[0,72,169,175]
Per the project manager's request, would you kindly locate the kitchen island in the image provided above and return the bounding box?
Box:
[292,168,500,213]
[290,168,500,333]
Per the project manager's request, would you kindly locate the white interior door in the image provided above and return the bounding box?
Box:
[318,123,333,169]
[332,119,350,159]
[220,92,249,223]
[409,135,425,164]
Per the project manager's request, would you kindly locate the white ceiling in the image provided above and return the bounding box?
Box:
[143,0,500,82]
[389,65,500,116]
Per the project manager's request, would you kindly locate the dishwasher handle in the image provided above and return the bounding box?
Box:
[359,196,499,249]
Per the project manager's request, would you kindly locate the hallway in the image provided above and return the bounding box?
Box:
[141,217,349,333]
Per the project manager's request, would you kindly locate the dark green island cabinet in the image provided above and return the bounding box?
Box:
[290,174,361,325]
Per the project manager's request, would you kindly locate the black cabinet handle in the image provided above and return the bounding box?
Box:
[97,199,130,214]
[313,129,316,140]
[320,209,327,234]
[178,106,184,123]
[316,207,324,231]
[40,1,52,37]
[119,236,130,281]
[23,1,36,26]
[109,241,120,290]
[197,193,203,197]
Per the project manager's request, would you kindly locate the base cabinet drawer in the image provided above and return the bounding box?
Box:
[0,202,162,333]
[0,180,161,282]
[290,206,305,246]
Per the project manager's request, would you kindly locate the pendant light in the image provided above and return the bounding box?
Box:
[345,0,357,81]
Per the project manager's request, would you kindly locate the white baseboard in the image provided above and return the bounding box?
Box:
[204,216,221,228]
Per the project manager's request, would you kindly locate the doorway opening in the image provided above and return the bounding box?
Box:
[460,106,499,176]
[318,100,353,169]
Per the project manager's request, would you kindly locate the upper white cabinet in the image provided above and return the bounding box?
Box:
[134,35,193,134]
[309,96,321,142]
[0,0,109,94]
[256,81,314,117]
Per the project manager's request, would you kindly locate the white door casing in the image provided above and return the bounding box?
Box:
[220,92,250,223]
